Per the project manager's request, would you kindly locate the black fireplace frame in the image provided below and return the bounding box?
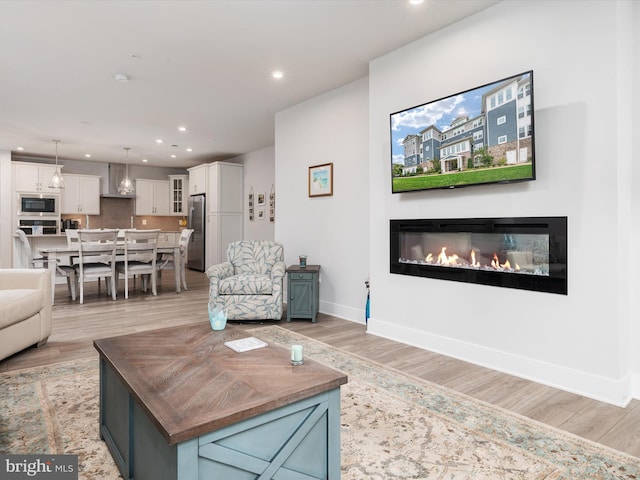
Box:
[390,217,567,295]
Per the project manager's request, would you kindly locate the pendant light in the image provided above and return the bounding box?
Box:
[49,139,65,189]
[118,147,134,195]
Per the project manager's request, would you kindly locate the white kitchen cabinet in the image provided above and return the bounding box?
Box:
[135,179,170,216]
[169,175,188,216]
[205,162,243,268]
[61,174,101,214]
[206,213,243,268]
[187,164,208,195]
[13,162,62,193]
[207,162,243,214]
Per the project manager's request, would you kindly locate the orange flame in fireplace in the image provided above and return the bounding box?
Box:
[437,247,448,264]
[436,247,461,266]
[470,250,480,267]
[488,253,520,271]
[421,248,522,271]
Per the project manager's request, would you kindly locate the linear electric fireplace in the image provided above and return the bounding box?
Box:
[390,217,567,295]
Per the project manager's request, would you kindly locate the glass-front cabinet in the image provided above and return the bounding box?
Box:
[169,175,188,216]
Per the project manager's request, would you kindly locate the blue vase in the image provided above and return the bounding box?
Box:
[208,302,227,331]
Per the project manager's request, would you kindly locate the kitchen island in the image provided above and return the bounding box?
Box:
[94,322,347,480]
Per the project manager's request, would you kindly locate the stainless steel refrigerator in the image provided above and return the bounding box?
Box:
[187,194,206,272]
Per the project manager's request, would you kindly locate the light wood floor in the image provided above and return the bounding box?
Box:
[2,270,639,458]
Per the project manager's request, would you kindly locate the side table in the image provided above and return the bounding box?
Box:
[286,264,320,323]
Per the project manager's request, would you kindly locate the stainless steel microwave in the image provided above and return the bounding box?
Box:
[18,194,59,216]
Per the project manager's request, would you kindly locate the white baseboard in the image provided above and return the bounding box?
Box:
[368,317,632,407]
[632,372,640,400]
[319,300,366,325]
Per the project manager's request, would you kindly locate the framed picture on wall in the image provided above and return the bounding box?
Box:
[248,187,254,221]
[269,186,275,222]
[257,193,266,206]
[308,162,333,197]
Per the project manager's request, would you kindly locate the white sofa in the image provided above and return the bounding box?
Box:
[0,269,52,362]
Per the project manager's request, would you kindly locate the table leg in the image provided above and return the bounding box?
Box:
[47,251,58,305]
[173,246,181,293]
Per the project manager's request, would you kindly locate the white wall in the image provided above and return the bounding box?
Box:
[630,0,640,397]
[229,145,275,241]
[368,0,637,405]
[275,77,370,323]
[0,150,12,268]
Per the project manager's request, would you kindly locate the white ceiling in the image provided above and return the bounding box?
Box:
[0,0,500,168]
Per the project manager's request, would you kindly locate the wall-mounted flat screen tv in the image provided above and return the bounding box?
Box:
[390,70,535,194]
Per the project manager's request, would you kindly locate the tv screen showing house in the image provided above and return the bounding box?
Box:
[390,70,535,194]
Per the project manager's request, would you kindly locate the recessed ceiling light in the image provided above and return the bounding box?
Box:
[178,126,187,132]
[114,73,130,83]
[272,70,284,79]
[170,154,177,158]
[155,139,163,144]
[186,147,193,152]
[84,154,91,158]
[16,146,24,151]
[409,0,424,4]
[142,158,148,163]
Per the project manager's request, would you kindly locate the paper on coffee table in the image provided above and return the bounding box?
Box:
[224,337,268,353]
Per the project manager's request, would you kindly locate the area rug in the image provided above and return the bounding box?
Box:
[0,326,638,480]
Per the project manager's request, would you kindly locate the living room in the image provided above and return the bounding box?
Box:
[1,0,639,477]
[276,0,640,408]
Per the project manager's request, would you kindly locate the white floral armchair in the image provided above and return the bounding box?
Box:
[206,240,285,321]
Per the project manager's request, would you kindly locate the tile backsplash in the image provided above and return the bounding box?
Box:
[61,198,186,232]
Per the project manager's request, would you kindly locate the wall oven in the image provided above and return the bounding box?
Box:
[18,218,60,236]
[18,194,59,216]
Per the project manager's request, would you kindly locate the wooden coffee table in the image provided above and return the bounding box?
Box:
[94,322,347,480]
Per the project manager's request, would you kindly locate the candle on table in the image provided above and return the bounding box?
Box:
[291,344,304,365]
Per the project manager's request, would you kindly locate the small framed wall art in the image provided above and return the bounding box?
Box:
[269,185,275,222]
[308,162,333,197]
[248,187,254,221]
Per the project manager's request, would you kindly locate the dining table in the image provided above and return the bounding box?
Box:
[39,243,183,305]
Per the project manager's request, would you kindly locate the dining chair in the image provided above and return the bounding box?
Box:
[157,228,193,290]
[65,229,81,272]
[67,228,113,294]
[65,229,80,248]
[13,229,77,301]
[116,229,160,299]
[76,229,118,304]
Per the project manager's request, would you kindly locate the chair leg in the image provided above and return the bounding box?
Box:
[110,276,117,300]
[151,271,157,296]
[181,266,188,290]
[69,272,77,301]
